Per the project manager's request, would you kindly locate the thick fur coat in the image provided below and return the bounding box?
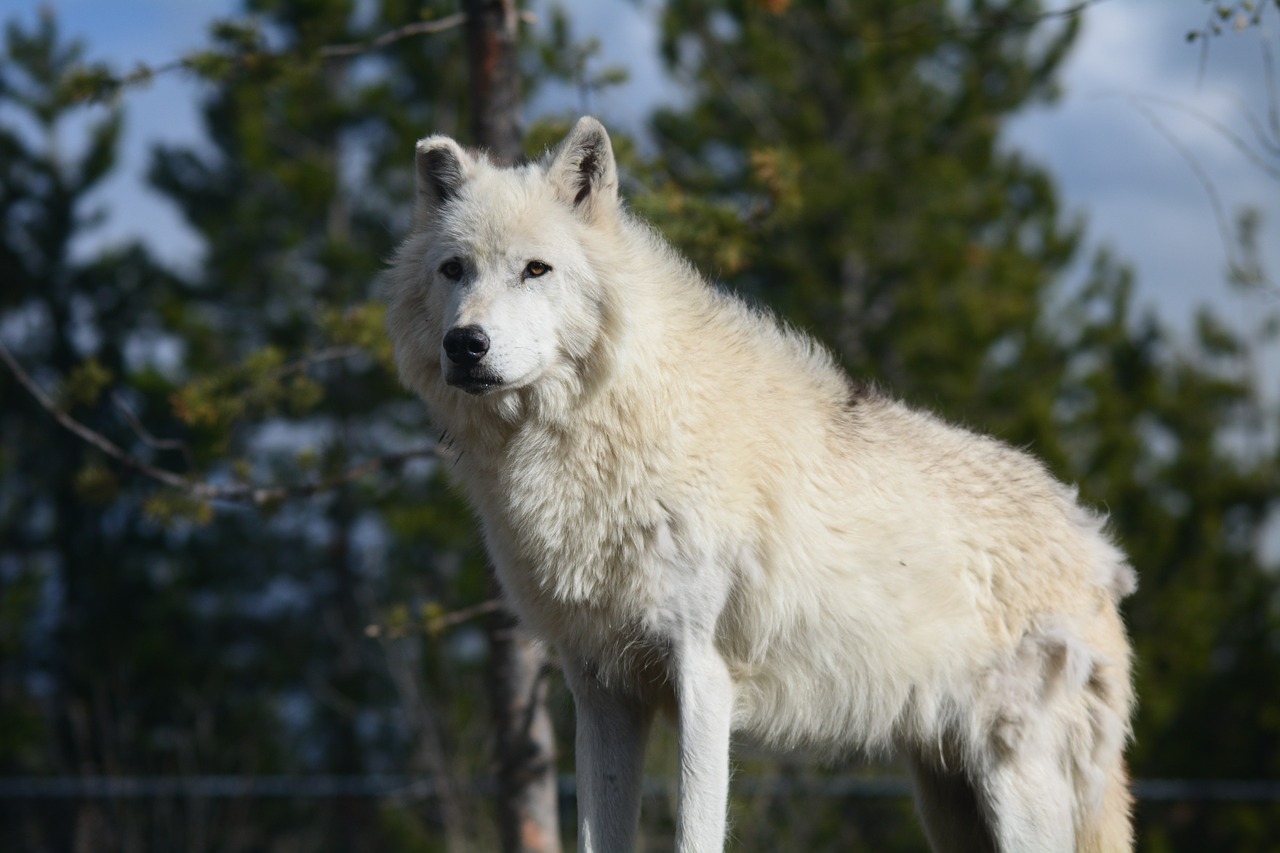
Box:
[385,117,1137,853]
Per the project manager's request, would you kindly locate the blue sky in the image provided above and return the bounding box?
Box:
[13,0,1280,398]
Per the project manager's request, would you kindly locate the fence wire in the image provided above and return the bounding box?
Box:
[2,776,1279,802]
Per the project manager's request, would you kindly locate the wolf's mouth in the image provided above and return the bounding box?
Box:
[446,367,504,396]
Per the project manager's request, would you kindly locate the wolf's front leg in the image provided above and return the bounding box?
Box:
[563,658,653,853]
[674,645,734,853]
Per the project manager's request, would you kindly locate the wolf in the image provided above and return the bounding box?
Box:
[385,117,1137,853]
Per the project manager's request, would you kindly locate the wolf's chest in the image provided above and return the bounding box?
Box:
[481,426,682,604]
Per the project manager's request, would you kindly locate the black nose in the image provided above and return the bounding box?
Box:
[443,326,490,366]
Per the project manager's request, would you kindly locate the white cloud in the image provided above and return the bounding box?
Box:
[1006,0,1280,345]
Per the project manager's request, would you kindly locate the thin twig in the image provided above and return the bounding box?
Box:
[1261,34,1280,148]
[1128,97,1242,281]
[1122,93,1280,181]
[318,14,467,59]
[111,391,198,472]
[317,9,535,59]
[429,599,503,633]
[274,345,365,377]
[1196,3,1216,87]
[364,599,504,639]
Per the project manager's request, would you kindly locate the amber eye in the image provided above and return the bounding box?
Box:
[523,260,551,279]
[440,259,463,280]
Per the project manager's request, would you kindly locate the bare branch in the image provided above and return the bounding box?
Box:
[318,8,536,59]
[1,338,438,508]
[63,9,541,100]
[317,13,467,59]
[0,338,195,493]
[275,345,366,376]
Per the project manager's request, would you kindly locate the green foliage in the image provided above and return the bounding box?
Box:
[170,345,329,439]
[59,358,113,408]
[322,301,397,370]
[72,459,120,504]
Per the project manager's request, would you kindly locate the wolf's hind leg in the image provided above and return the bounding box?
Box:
[978,747,1077,853]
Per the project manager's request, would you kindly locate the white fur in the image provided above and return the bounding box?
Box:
[386,117,1137,853]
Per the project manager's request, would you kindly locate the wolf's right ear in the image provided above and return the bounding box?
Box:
[414,136,471,220]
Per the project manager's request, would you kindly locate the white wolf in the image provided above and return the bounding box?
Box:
[386,117,1136,853]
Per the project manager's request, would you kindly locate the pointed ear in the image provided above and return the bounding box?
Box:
[547,116,618,220]
[414,135,472,221]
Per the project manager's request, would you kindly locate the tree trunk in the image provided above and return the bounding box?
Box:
[486,604,560,853]
[462,3,562,852]
[465,0,523,165]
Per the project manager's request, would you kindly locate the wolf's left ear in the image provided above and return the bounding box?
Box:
[547,117,618,220]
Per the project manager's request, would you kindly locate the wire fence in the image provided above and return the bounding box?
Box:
[3,775,1280,802]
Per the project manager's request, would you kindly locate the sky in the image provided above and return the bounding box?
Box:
[10,0,1280,393]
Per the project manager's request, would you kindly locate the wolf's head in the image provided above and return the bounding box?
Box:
[386,117,627,420]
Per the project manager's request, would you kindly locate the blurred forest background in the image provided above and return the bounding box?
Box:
[2,0,1278,851]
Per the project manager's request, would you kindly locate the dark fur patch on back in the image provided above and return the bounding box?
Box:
[843,375,879,409]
